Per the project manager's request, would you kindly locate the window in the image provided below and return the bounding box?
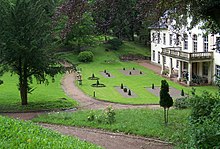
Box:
[176,60,179,68]
[193,34,197,52]
[153,50,155,61]
[169,34,172,45]
[163,56,166,64]
[175,34,180,45]
[157,33,160,44]
[203,36,208,52]
[203,62,208,76]
[216,37,220,53]
[183,34,188,50]
[158,52,161,64]
[152,33,155,43]
[163,33,166,45]
[216,65,220,77]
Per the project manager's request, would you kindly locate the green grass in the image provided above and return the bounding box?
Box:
[0,115,101,149]
[33,108,190,145]
[0,73,77,112]
[61,42,218,104]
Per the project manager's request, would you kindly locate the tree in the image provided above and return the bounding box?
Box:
[0,0,63,105]
[138,0,220,32]
[159,80,173,125]
[64,12,96,52]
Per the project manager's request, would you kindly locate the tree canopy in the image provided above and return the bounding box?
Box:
[0,0,63,105]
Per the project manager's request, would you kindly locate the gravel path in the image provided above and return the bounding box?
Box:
[41,123,172,149]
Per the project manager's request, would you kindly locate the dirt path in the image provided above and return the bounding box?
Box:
[41,123,172,149]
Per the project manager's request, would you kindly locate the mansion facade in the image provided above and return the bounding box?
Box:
[150,24,220,86]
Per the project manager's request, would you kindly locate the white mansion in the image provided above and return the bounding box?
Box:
[150,22,220,86]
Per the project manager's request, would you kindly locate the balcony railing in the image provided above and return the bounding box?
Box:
[161,47,213,61]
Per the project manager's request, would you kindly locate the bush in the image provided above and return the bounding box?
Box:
[152,83,154,89]
[120,83,123,89]
[128,90,131,96]
[123,88,127,92]
[185,92,220,148]
[174,97,188,109]
[78,51,94,62]
[105,38,123,50]
[181,89,184,96]
[87,106,116,124]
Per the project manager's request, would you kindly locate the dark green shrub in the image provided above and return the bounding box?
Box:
[133,67,135,70]
[152,83,154,89]
[128,90,131,96]
[105,38,123,50]
[96,80,99,85]
[123,88,127,92]
[104,70,106,73]
[77,51,94,62]
[92,73,95,78]
[159,80,173,125]
[181,89,184,96]
[174,97,188,109]
[120,83,123,89]
[140,71,142,74]
[185,91,220,148]
[129,71,132,75]
[123,68,125,70]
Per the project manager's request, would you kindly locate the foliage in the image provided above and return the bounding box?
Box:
[64,12,96,51]
[174,97,189,109]
[78,51,94,62]
[33,108,190,145]
[105,38,123,51]
[152,83,154,89]
[0,116,100,149]
[128,90,131,96]
[160,80,173,125]
[87,106,116,124]
[0,0,64,105]
[120,83,124,89]
[123,88,127,92]
[185,91,220,148]
[181,89,184,96]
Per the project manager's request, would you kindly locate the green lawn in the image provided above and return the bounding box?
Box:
[0,73,77,112]
[33,108,190,146]
[61,42,218,104]
[0,116,101,149]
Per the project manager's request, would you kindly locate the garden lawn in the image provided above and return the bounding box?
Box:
[0,116,100,149]
[33,108,190,146]
[0,73,77,112]
[62,42,219,104]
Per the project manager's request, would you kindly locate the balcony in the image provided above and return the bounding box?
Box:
[161,47,213,62]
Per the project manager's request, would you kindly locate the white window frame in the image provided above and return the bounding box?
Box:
[203,36,208,52]
[183,34,188,50]
[193,34,197,52]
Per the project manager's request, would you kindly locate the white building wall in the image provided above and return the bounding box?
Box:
[150,25,220,83]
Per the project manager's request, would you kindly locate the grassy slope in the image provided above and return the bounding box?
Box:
[0,116,100,149]
[0,73,77,112]
[33,108,190,145]
[61,42,218,104]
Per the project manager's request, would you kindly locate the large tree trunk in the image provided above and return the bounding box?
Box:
[19,59,28,105]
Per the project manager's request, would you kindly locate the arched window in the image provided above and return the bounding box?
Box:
[193,34,197,52]
[203,36,208,52]
[183,34,188,50]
